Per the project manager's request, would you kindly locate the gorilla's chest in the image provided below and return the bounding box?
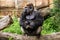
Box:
[26,13,35,20]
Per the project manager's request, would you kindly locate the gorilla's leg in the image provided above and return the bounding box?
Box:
[36,26,42,38]
[21,27,25,34]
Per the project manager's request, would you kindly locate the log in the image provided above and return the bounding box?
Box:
[0,15,13,30]
[37,7,50,17]
[0,32,60,40]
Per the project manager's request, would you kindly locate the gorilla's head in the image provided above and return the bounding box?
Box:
[24,3,34,14]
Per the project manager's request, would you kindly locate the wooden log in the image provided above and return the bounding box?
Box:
[37,7,50,17]
[0,15,13,30]
[0,32,60,40]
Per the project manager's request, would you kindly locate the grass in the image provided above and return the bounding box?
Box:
[2,17,22,34]
[42,17,54,35]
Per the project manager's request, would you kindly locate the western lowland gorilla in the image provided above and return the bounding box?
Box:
[20,3,44,36]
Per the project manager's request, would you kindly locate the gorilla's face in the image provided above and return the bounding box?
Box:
[24,5,34,14]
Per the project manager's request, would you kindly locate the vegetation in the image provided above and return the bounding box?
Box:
[9,37,13,40]
[2,17,22,34]
[42,0,60,35]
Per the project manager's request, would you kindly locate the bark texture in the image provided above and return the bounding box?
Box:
[0,32,60,40]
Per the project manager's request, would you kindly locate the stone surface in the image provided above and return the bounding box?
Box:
[0,0,53,8]
[0,15,13,30]
[0,0,15,8]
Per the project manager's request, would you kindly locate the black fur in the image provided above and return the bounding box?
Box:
[20,3,44,36]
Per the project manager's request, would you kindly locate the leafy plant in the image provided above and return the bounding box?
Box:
[2,16,22,34]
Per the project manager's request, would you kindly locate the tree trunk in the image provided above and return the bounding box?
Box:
[0,32,60,40]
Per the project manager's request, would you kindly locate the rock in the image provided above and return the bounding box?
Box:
[0,15,13,30]
[0,0,15,8]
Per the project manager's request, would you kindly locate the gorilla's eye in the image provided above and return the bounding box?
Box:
[25,7,27,8]
[29,6,32,9]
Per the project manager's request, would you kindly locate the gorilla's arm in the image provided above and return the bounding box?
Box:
[34,12,44,26]
[31,12,44,27]
[20,13,26,26]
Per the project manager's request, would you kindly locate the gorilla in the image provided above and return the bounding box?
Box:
[20,3,44,36]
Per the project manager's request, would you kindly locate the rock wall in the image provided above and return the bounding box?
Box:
[0,8,22,17]
[0,0,53,8]
[0,0,53,17]
[0,0,15,8]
